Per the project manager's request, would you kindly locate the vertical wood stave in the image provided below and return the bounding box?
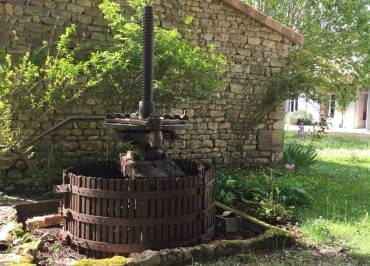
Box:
[60,160,214,257]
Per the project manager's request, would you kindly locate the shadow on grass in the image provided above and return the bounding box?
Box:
[294,159,370,258]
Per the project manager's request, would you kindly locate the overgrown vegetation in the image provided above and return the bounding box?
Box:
[247,0,370,121]
[215,140,318,224]
[215,167,313,224]
[0,26,88,155]
[90,0,226,111]
[215,132,370,260]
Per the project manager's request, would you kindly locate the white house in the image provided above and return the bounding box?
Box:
[285,89,370,131]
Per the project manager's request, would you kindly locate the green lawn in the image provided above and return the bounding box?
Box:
[285,132,370,257]
[202,132,370,265]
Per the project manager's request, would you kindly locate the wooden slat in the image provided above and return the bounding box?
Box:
[194,175,199,238]
[80,176,86,248]
[189,176,195,238]
[182,176,189,240]
[86,176,92,257]
[148,177,156,244]
[135,179,143,245]
[91,177,96,241]
[86,177,91,241]
[96,178,102,243]
[156,178,163,243]
[127,179,134,245]
[101,179,108,246]
[76,175,80,239]
[175,177,183,241]
[114,179,121,246]
[71,175,75,236]
[162,178,169,242]
[121,179,128,245]
[108,179,115,244]
[142,178,150,244]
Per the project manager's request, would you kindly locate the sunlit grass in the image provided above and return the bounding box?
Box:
[300,218,370,255]
[286,132,370,257]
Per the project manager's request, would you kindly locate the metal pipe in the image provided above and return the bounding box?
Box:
[22,115,105,148]
[139,5,155,119]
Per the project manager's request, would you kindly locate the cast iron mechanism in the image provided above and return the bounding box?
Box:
[104,6,188,163]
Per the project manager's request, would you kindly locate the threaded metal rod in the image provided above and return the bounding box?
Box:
[142,6,154,101]
[139,5,155,119]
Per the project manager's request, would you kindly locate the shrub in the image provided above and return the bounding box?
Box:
[283,143,318,169]
[215,168,310,223]
[287,110,314,125]
[89,0,227,111]
[0,25,90,153]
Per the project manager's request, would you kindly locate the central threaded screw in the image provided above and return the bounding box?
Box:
[139,5,155,119]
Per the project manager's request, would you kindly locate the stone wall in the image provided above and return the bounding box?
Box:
[0,0,300,191]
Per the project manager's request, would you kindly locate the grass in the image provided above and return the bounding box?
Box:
[285,132,370,257]
[203,132,370,265]
[191,247,370,265]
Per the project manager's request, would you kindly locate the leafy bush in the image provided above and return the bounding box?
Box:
[283,143,318,169]
[215,169,310,223]
[0,25,90,153]
[90,0,227,111]
[287,110,314,125]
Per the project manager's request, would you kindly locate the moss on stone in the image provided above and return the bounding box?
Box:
[75,256,131,266]
[215,202,296,239]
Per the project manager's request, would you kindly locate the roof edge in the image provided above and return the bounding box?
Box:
[222,0,304,45]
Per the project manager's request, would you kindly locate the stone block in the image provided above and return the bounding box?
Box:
[24,6,50,16]
[263,39,275,49]
[257,129,283,151]
[51,9,72,21]
[271,59,286,67]
[215,140,227,148]
[66,4,85,14]
[250,65,264,75]
[230,34,247,44]
[76,0,92,8]
[248,37,260,45]
[24,23,50,33]
[13,5,23,16]
[230,84,243,93]
[4,3,13,15]
[77,14,92,24]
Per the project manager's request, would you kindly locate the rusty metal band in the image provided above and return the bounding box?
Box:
[63,205,214,227]
[70,186,199,199]
[55,177,214,196]
[68,233,204,254]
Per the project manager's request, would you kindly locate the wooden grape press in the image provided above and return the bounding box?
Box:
[54,6,215,258]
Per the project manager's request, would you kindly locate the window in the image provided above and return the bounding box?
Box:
[363,94,368,121]
[288,98,298,112]
[329,94,336,118]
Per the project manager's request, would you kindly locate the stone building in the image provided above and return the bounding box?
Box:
[0,0,303,188]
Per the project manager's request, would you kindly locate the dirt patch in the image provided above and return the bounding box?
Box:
[29,227,85,266]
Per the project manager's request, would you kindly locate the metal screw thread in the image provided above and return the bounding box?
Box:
[142,6,154,102]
